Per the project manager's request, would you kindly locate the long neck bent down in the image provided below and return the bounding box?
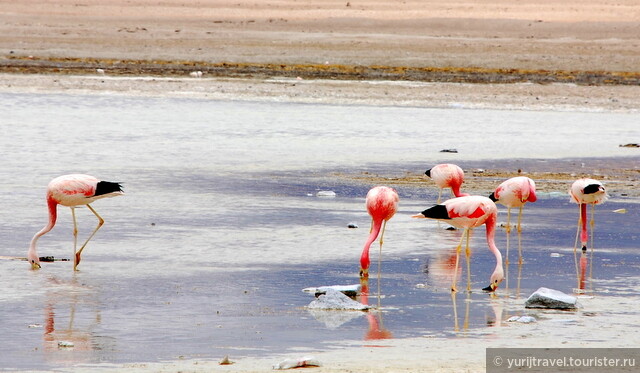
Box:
[485,214,503,272]
[28,196,58,259]
[580,203,588,246]
[360,219,383,271]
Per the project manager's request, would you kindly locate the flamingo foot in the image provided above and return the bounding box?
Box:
[74,252,82,271]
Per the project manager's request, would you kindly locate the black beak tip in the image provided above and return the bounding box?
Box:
[482,285,495,292]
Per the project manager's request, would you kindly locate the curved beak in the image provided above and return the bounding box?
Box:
[31,262,41,270]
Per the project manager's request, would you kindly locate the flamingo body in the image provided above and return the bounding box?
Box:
[490,176,537,208]
[359,186,399,277]
[28,174,123,270]
[570,178,607,205]
[569,178,607,250]
[414,196,504,292]
[489,176,537,234]
[425,164,468,203]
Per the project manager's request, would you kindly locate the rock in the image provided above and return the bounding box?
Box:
[316,190,336,197]
[524,287,581,310]
[347,222,359,228]
[619,143,639,148]
[507,315,537,323]
[273,356,321,370]
[307,289,369,310]
[219,355,233,365]
[303,284,361,297]
[439,148,458,153]
[58,341,74,348]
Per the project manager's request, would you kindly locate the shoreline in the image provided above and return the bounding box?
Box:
[2,73,640,114]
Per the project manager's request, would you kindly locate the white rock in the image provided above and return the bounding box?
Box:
[316,190,336,197]
[303,284,361,297]
[273,356,321,370]
[525,287,581,310]
[307,289,369,311]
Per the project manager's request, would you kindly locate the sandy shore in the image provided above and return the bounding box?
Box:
[1,1,639,372]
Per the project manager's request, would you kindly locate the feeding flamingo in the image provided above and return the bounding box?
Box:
[569,178,607,252]
[425,164,468,204]
[489,176,537,234]
[359,186,399,278]
[413,195,503,292]
[27,174,124,270]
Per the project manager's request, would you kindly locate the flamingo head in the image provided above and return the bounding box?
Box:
[482,269,504,292]
[27,252,41,270]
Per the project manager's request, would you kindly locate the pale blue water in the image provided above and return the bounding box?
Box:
[0,92,639,370]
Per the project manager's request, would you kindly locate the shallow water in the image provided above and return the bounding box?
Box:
[0,92,639,370]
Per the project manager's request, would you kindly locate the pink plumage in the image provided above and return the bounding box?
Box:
[359,186,399,278]
[569,178,607,250]
[413,196,504,292]
[425,163,468,203]
[27,174,123,270]
[490,176,537,234]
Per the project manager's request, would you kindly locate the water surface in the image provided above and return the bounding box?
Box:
[0,92,638,370]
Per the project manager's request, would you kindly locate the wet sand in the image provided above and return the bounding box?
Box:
[1,1,640,372]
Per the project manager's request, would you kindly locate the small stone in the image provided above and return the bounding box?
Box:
[58,341,74,348]
[273,356,321,370]
[525,287,581,310]
[347,222,358,228]
[219,355,233,365]
[316,190,336,197]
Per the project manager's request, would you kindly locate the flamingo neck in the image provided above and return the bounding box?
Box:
[451,185,468,198]
[28,196,58,257]
[360,219,383,272]
[485,214,503,275]
[580,203,588,246]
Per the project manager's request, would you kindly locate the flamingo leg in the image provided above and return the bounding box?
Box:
[437,189,443,204]
[451,229,467,292]
[74,204,105,271]
[573,204,582,289]
[517,206,523,233]
[377,220,388,298]
[465,229,472,292]
[505,207,511,266]
[71,207,79,269]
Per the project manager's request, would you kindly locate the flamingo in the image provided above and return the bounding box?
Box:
[489,176,537,234]
[27,174,124,270]
[413,196,503,292]
[569,178,607,252]
[359,186,399,278]
[425,163,468,204]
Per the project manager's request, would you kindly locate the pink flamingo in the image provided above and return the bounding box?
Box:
[425,164,468,203]
[413,196,504,292]
[489,176,537,234]
[569,178,607,252]
[359,186,399,278]
[27,174,124,270]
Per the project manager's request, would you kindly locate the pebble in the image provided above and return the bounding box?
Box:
[507,315,537,323]
[273,356,321,370]
[347,222,358,228]
[58,341,74,348]
[316,190,336,197]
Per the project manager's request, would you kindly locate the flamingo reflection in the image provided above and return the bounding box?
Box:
[359,279,392,341]
[41,276,102,365]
